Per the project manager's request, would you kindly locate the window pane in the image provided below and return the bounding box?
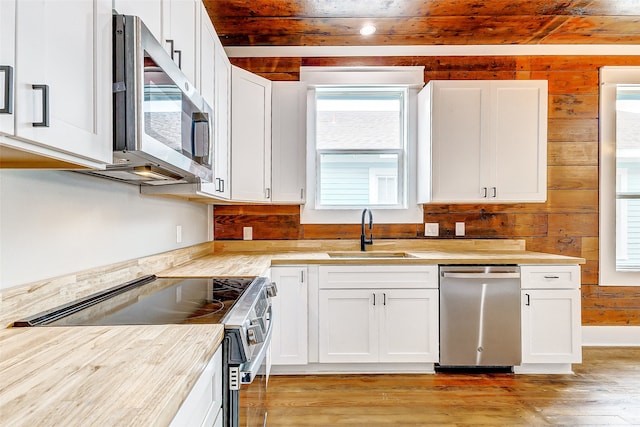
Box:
[316,89,403,150]
[319,153,399,206]
[616,85,640,270]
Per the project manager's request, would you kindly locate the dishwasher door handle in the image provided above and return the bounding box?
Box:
[441,272,521,279]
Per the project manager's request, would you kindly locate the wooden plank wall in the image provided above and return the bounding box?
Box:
[215,55,640,326]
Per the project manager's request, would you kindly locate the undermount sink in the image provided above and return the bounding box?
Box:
[327,251,417,259]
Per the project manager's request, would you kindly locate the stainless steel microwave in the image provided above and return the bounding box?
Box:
[84,14,213,185]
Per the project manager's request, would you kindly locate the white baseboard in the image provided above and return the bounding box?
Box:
[582,326,640,346]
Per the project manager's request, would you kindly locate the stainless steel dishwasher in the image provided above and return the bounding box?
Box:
[439,265,521,368]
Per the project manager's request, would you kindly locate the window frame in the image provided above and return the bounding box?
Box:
[299,66,424,225]
[599,66,640,285]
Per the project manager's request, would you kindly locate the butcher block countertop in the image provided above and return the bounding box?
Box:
[0,324,224,426]
[159,239,585,277]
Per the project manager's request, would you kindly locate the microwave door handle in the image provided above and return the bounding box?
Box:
[191,112,210,161]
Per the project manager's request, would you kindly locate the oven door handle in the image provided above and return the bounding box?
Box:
[240,306,273,384]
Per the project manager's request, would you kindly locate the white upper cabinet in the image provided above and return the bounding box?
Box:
[212,21,231,199]
[197,2,230,199]
[113,0,199,87]
[418,80,547,203]
[112,0,163,42]
[162,0,199,87]
[0,0,16,137]
[231,65,272,202]
[0,0,112,168]
[271,81,306,204]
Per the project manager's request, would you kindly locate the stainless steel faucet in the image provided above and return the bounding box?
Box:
[360,208,373,251]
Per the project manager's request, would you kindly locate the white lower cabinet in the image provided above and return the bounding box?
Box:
[170,345,222,427]
[319,288,439,363]
[318,265,439,364]
[270,266,308,365]
[520,265,582,366]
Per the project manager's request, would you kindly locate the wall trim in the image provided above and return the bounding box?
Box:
[582,326,640,346]
[225,44,640,58]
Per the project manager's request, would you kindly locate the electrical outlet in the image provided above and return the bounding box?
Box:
[243,227,253,240]
[455,222,465,237]
[424,223,439,237]
[176,225,182,243]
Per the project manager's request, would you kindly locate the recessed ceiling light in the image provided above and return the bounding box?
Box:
[360,24,376,36]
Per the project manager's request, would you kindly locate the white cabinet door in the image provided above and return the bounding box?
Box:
[271,81,306,204]
[212,34,231,198]
[4,0,112,167]
[271,266,308,365]
[0,0,15,136]
[419,80,547,203]
[231,65,272,202]
[113,0,198,86]
[111,0,163,42]
[491,82,547,201]
[379,289,439,363]
[319,287,438,364]
[197,3,230,199]
[170,345,222,427]
[521,289,582,364]
[319,289,378,363]
[198,1,215,109]
[162,0,199,87]
[429,82,485,202]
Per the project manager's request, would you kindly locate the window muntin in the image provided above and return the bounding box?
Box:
[314,87,406,209]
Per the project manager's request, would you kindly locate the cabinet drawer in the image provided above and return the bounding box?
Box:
[520,265,581,290]
[319,265,438,289]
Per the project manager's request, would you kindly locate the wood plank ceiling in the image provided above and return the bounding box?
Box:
[203,0,640,46]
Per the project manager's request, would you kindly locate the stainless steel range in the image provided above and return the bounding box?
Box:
[13,274,277,427]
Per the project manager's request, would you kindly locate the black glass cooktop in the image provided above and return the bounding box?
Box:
[14,275,256,327]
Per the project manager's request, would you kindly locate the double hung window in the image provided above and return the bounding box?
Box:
[613,85,640,271]
[315,87,406,208]
[599,67,640,285]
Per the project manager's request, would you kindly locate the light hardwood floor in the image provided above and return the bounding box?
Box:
[246,347,640,426]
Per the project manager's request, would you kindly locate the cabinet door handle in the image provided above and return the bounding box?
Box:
[300,270,304,283]
[482,187,488,198]
[265,188,271,199]
[491,187,497,198]
[32,84,50,127]
[174,49,182,69]
[372,293,376,306]
[216,178,221,192]
[300,188,304,200]
[0,65,13,114]
[525,293,531,306]
[544,275,560,279]
[166,39,175,60]
[221,179,225,193]
[383,293,386,306]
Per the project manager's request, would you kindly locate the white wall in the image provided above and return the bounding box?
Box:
[0,170,211,289]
